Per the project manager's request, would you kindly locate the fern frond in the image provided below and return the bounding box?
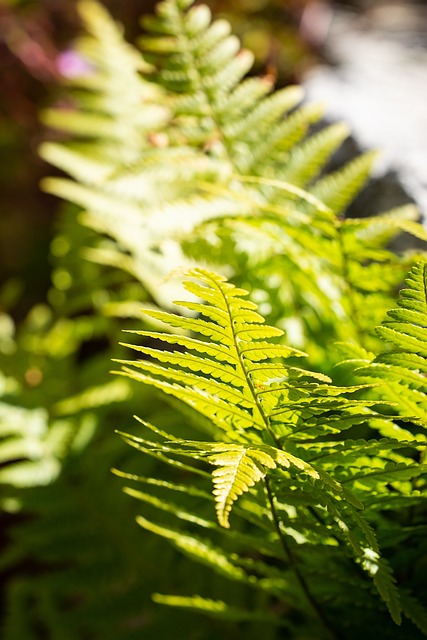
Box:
[376,261,427,353]
[153,440,318,528]
[119,271,380,525]
[343,204,427,244]
[351,260,427,428]
[151,594,280,624]
[0,403,71,491]
[119,268,351,450]
[118,267,427,632]
[310,150,379,215]
[135,514,256,585]
[10,0,427,636]
[400,592,427,637]
[140,0,342,186]
[280,122,350,187]
[43,0,399,347]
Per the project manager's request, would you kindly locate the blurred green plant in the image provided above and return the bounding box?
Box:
[1,0,426,639]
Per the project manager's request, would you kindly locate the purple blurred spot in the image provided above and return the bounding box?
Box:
[56,50,93,78]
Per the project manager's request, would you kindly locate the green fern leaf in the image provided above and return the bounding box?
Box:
[204,446,271,528]
[353,261,427,427]
[135,514,255,584]
[378,261,427,345]
[196,442,318,528]
[281,122,350,187]
[400,592,427,636]
[118,266,427,633]
[310,150,379,214]
[360,550,402,625]
[151,594,280,624]
[119,269,394,531]
[343,204,426,244]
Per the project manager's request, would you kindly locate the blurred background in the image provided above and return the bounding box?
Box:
[1,0,426,321]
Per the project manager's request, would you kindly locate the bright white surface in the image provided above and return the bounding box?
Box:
[303,9,427,218]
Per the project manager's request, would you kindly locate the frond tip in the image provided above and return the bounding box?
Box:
[187,441,318,528]
[210,445,272,528]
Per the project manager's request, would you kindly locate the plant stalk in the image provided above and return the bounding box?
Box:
[265,477,344,640]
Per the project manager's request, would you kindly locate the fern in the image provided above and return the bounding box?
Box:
[5,0,425,637]
[0,403,64,492]
[118,268,427,636]
[40,0,197,304]
[341,260,427,430]
[0,200,181,635]
[41,0,414,338]
[140,0,311,174]
[376,261,427,358]
[140,0,426,352]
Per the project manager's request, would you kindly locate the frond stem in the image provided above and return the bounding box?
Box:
[245,380,281,445]
[265,476,344,640]
[215,279,281,447]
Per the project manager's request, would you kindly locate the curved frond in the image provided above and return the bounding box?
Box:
[208,445,272,528]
